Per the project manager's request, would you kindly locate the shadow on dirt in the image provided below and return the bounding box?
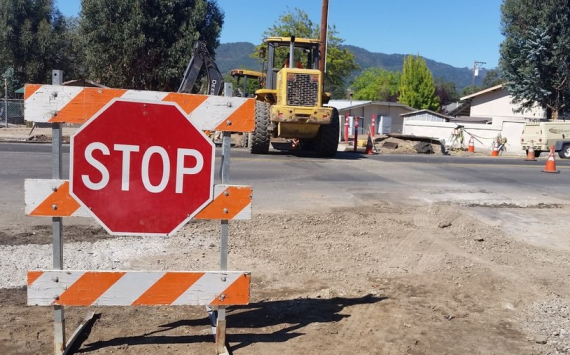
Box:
[73,294,386,353]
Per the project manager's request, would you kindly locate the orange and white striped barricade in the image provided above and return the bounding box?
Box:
[24,81,255,355]
[24,84,255,132]
[25,180,252,220]
[28,271,250,307]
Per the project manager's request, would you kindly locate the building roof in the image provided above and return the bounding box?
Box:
[444,101,471,117]
[450,116,492,124]
[460,84,504,101]
[400,109,452,121]
[327,100,371,110]
[328,100,414,112]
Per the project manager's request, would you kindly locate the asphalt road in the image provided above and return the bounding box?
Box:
[2,142,569,249]
[2,142,568,212]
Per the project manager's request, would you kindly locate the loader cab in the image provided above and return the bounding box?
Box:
[230,69,265,97]
[262,36,321,90]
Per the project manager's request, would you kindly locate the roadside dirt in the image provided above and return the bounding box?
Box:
[1,203,569,354]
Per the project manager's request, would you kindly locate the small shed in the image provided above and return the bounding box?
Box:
[401,109,451,123]
[328,100,414,135]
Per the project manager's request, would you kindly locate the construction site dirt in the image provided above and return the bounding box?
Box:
[1,200,569,354]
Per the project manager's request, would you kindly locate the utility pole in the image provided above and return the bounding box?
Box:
[319,0,329,74]
[472,60,486,93]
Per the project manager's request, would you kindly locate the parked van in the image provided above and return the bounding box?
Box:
[521,121,570,158]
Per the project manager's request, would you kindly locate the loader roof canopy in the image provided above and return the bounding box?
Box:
[264,37,320,49]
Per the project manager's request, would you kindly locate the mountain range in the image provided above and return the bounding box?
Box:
[215,42,487,91]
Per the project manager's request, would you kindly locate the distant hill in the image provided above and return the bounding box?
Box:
[215,42,485,91]
[215,42,261,74]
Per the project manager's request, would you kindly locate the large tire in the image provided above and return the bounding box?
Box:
[558,144,570,159]
[314,107,340,157]
[250,101,271,154]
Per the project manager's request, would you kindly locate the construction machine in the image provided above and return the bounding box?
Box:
[178,41,224,95]
[251,36,339,157]
[230,69,265,97]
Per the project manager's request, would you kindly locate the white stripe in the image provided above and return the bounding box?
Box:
[24,179,91,217]
[25,86,83,123]
[172,272,241,305]
[188,96,247,131]
[93,272,165,306]
[120,90,169,101]
[24,179,60,215]
[233,203,252,220]
[27,271,83,306]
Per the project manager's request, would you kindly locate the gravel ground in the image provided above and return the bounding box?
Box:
[1,204,570,354]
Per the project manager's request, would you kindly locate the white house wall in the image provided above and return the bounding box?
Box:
[403,117,526,152]
[470,89,545,119]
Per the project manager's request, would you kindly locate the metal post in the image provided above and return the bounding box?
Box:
[319,0,329,73]
[4,79,7,128]
[51,70,66,355]
[214,84,233,355]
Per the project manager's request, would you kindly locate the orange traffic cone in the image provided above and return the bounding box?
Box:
[365,135,374,155]
[525,140,537,161]
[543,145,560,173]
[491,141,499,156]
[467,136,475,153]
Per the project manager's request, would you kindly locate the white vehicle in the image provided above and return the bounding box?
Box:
[521,121,570,159]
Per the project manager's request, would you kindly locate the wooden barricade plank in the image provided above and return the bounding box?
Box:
[28,271,250,306]
[25,179,252,220]
[24,84,255,132]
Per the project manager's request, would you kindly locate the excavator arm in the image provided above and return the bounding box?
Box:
[178,41,225,96]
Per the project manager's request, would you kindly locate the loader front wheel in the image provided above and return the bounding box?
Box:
[314,107,339,157]
[250,101,271,154]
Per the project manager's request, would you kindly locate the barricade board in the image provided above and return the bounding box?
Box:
[24,84,255,132]
[28,270,250,306]
[25,179,252,220]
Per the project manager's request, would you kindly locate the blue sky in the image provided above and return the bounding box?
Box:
[56,0,503,69]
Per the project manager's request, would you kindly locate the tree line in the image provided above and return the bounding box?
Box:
[2,1,567,119]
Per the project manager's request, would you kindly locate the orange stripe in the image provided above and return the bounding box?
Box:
[162,93,209,115]
[195,186,252,220]
[132,272,204,305]
[27,271,44,286]
[210,274,250,306]
[55,272,125,306]
[50,88,127,124]
[24,84,42,100]
[30,181,82,217]
[214,99,255,132]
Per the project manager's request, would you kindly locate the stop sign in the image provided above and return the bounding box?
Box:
[70,99,214,236]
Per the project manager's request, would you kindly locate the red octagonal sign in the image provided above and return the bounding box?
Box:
[70,99,214,236]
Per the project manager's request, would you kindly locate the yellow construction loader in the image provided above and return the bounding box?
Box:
[251,36,339,157]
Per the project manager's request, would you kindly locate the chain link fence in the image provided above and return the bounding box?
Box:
[0,99,25,125]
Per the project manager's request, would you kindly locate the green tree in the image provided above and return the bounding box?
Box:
[434,78,459,107]
[80,0,224,90]
[0,0,75,91]
[481,69,504,89]
[351,67,400,101]
[398,55,439,111]
[253,8,359,98]
[500,0,570,120]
